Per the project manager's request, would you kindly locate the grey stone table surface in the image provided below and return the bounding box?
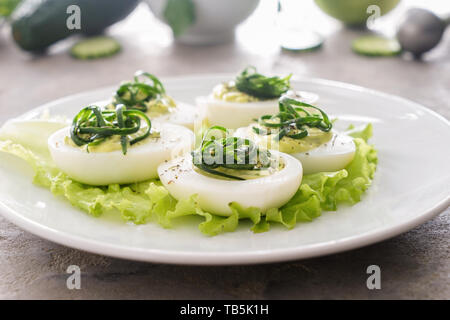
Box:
[0,2,448,299]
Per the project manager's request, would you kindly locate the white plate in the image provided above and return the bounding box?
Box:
[0,75,449,265]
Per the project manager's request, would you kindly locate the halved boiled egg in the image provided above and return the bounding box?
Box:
[197,89,318,129]
[157,152,303,216]
[235,127,356,175]
[48,123,193,185]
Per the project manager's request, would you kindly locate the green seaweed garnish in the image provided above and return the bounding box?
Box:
[192,126,274,180]
[253,96,332,141]
[235,66,292,99]
[70,104,152,155]
[114,71,166,112]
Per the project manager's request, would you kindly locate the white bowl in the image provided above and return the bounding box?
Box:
[145,0,260,45]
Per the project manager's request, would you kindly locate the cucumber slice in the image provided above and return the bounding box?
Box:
[70,36,121,59]
[352,35,401,57]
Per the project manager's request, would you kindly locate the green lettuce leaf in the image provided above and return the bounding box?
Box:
[0,120,377,236]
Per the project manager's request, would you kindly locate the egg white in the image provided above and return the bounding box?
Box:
[157,152,303,216]
[196,91,318,129]
[290,133,356,174]
[48,123,194,186]
[152,101,197,130]
[234,127,356,174]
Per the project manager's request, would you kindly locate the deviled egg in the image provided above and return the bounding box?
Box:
[106,71,197,130]
[234,96,355,174]
[48,105,193,186]
[196,67,318,129]
[158,126,303,216]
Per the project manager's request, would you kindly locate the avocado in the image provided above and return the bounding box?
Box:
[11,0,139,52]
